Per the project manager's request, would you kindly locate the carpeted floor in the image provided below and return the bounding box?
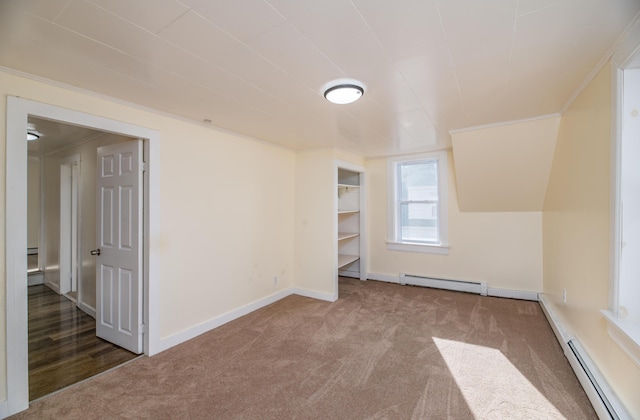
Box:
[11,278,596,419]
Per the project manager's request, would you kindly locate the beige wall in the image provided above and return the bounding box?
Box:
[542,64,640,417]
[41,133,129,310]
[367,153,543,292]
[294,149,336,297]
[0,70,296,403]
[452,116,560,212]
[293,148,365,299]
[159,128,295,335]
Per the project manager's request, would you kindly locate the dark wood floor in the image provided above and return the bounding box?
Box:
[28,284,139,401]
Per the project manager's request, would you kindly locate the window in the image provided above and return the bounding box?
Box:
[387,151,448,254]
[605,50,640,366]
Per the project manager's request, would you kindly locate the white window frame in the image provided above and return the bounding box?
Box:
[604,25,640,368]
[387,151,449,255]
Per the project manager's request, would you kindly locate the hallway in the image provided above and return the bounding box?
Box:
[28,285,139,400]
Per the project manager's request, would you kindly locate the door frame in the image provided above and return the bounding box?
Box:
[59,154,81,299]
[5,97,161,415]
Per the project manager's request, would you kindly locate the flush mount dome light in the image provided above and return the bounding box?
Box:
[324,81,364,104]
[27,131,40,141]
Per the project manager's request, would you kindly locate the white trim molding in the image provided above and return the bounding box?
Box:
[386,241,450,255]
[294,287,338,302]
[157,288,294,354]
[0,400,8,419]
[561,13,640,115]
[78,302,97,320]
[366,272,401,284]
[157,286,337,354]
[387,151,449,252]
[5,96,161,417]
[607,17,640,374]
[602,311,640,369]
[449,113,561,135]
[486,287,539,301]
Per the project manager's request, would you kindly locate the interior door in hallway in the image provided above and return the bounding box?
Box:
[95,140,144,354]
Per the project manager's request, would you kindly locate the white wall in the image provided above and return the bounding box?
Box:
[367,153,543,292]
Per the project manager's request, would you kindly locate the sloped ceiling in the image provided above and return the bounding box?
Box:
[0,0,638,157]
[451,116,561,212]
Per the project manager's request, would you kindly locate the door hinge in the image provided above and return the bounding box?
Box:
[139,324,146,334]
[141,162,147,173]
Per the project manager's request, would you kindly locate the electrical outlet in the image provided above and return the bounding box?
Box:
[563,288,567,303]
[273,276,278,286]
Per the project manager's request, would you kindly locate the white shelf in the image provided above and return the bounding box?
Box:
[338,254,360,269]
[337,166,363,279]
[338,232,359,241]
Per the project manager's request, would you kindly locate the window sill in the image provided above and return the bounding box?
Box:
[386,241,450,255]
[602,310,640,368]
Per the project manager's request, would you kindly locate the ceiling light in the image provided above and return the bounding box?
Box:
[27,132,40,141]
[324,81,364,104]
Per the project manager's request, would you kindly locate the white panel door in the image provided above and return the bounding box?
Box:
[95,140,143,354]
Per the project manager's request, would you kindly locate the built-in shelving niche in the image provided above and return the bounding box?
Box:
[337,166,365,280]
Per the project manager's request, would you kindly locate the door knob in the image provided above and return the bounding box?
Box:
[90,249,101,256]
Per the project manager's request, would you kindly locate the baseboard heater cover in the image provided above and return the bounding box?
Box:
[567,339,629,420]
[539,295,630,419]
[399,273,487,296]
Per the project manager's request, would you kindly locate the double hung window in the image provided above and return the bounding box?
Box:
[387,151,448,254]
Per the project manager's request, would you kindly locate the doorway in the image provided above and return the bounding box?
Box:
[25,117,140,400]
[5,97,160,416]
[59,153,80,302]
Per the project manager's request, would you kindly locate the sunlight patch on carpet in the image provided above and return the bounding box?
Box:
[433,337,565,419]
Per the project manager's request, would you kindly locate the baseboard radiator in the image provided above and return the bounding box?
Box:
[566,339,629,419]
[539,295,630,419]
[399,273,488,296]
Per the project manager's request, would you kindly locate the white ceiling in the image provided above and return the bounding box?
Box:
[27,116,106,157]
[1,0,638,157]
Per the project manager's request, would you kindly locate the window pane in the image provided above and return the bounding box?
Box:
[400,202,438,242]
[400,160,438,201]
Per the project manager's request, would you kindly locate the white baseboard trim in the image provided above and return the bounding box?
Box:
[0,400,8,419]
[337,270,360,279]
[44,280,59,294]
[366,272,538,301]
[155,284,340,355]
[366,273,400,283]
[539,294,630,419]
[156,288,293,354]
[27,272,44,286]
[78,301,96,319]
[602,310,640,369]
[487,287,539,301]
[293,287,338,302]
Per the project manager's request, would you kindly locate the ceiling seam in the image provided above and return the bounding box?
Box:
[349,0,443,142]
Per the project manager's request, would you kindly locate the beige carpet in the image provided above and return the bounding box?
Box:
[11,278,596,419]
